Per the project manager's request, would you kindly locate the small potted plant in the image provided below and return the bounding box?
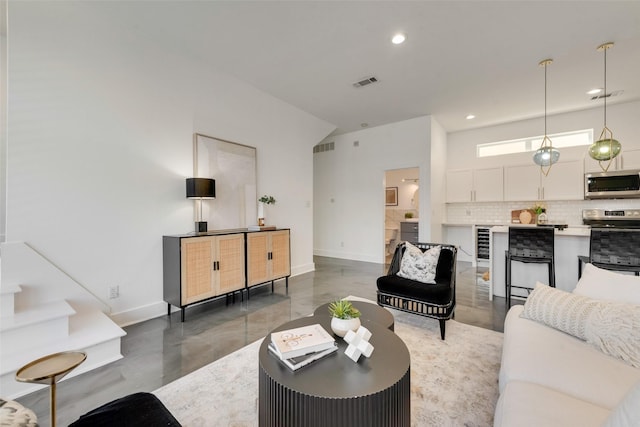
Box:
[328,300,361,337]
[532,203,548,225]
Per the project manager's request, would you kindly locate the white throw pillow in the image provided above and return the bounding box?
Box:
[602,381,640,427]
[522,283,640,368]
[397,242,441,284]
[521,282,599,341]
[574,263,640,305]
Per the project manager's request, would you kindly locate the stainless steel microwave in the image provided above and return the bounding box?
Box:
[585,169,640,199]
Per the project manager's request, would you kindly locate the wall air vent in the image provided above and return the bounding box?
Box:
[313,141,335,154]
[591,90,623,100]
[353,76,378,88]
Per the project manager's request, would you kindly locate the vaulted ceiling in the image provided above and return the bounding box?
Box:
[79,1,640,134]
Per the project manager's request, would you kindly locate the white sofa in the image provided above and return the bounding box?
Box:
[494,264,640,427]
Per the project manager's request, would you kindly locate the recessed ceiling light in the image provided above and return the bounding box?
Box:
[587,88,603,95]
[391,33,406,45]
[361,123,369,128]
[466,114,476,120]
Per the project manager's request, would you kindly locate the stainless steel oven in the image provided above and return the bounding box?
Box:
[582,209,640,228]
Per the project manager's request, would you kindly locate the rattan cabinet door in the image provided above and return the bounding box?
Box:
[247,232,270,286]
[216,233,246,294]
[181,236,216,305]
[270,230,290,280]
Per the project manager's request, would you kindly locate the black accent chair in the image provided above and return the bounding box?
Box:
[578,228,640,278]
[376,242,457,340]
[69,392,181,427]
[505,226,555,307]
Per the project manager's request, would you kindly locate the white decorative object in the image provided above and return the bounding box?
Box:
[344,326,374,362]
[257,202,265,226]
[330,317,361,338]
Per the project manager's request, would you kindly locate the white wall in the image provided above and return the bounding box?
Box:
[1,0,7,243]
[5,2,334,325]
[314,116,445,263]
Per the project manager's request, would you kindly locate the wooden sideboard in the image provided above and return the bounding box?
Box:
[163,229,290,321]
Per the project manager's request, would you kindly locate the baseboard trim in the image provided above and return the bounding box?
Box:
[109,301,168,328]
[313,249,380,263]
[110,263,318,327]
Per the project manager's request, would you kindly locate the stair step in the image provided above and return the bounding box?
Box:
[1,300,76,351]
[1,310,126,399]
[2,335,124,399]
[0,284,22,316]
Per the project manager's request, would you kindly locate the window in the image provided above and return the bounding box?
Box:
[477,129,593,158]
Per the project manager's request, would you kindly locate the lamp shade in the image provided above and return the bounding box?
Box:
[186,178,215,199]
[533,146,560,167]
[588,138,621,161]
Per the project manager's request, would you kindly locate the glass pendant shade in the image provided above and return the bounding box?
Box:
[533,145,560,167]
[588,136,621,161]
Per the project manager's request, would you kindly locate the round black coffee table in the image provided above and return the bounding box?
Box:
[258,315,410,427]
[313,300,395,331]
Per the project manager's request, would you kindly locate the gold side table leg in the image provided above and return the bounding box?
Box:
[50,380,57,427]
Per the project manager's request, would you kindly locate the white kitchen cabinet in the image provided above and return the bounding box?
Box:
[446,170,473,202]
[505,164,540,201]
[446,167,503,202]
[505,160,583,201]
[584,148,640,172]
[620,149,640,170]
[542,160,584,200]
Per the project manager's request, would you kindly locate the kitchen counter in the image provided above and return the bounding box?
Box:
[489,225,590,237]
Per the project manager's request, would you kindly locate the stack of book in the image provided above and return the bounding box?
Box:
[268,323,337,371]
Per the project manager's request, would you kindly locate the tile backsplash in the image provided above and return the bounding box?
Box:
[446,199,640,226]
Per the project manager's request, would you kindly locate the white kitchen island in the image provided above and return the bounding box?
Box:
[489,225,590,300]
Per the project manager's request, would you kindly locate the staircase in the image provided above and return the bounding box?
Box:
[0,242,126,399]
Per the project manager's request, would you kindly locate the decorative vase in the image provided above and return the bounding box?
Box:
[257,202,265,226]
[537,210,548,225]
[331,317,361,338]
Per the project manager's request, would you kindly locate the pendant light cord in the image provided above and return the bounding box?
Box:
[544,62,548,136]
[603,46,607,127]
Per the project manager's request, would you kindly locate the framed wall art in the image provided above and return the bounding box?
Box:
[194,133,257,229]
[385,187,398,206]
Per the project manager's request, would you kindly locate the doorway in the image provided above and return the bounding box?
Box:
[384,167,420,264]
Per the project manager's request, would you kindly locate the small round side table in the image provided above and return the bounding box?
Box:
[16,351,86,427]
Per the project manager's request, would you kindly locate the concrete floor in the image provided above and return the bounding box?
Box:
[16,256,510,426]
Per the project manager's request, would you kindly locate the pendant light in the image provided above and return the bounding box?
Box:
[588,42,621,172]
[533,59,559,176]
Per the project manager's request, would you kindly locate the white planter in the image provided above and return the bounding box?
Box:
[257,202,265,226]
[331,317,361,338]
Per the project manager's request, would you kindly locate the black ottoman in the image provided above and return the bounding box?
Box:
[69,392,180,427]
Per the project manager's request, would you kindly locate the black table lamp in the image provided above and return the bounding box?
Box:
[186,178,216,232]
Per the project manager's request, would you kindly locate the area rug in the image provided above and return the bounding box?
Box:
[154,310,503,427]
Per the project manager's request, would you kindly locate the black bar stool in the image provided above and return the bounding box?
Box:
[505,227,555,307]
[578,228,640,278]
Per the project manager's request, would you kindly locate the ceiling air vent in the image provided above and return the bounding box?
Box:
[591,90,624,100]
[353,76,378,88]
